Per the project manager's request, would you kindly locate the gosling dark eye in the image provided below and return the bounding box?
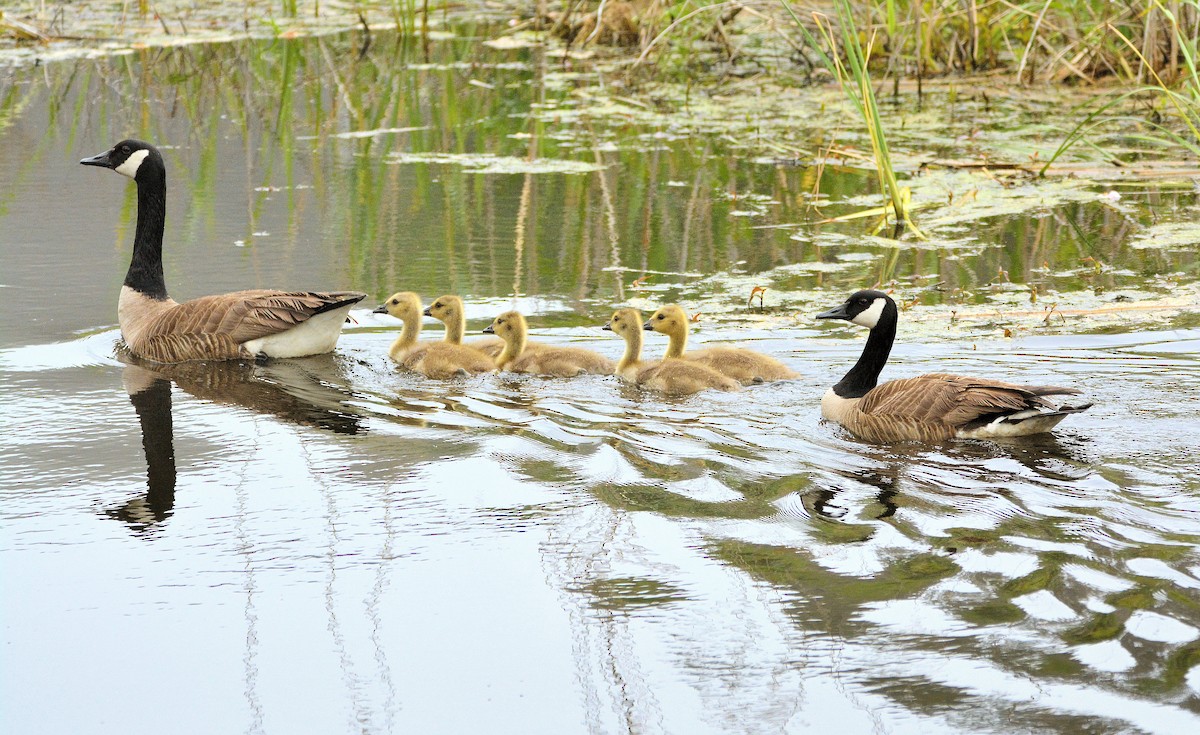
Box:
[657,314,664,320]
[390,298,399,305]
[433,302,442,308]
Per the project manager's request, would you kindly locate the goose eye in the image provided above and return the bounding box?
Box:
[656,314,664,320]
[121,144,131,154]
[433,302,442,308]
[390,298,399,305]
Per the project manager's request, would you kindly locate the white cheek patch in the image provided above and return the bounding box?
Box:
[115,149,150,179]
[851,297,887,328]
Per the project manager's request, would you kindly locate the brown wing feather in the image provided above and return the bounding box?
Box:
[144,291,365,345]
[857,373,1070,428]
[136,332,246,363]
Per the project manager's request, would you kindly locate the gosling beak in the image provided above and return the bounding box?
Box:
[482,324,495,334]
[642,319,655,331]
[601,323,612,331]
[422,307,433,317]
[372,304,389,315]
[79,148,115,169]
[817,302,852,321]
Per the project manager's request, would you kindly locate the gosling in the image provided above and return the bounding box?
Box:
[424,294,506,359]
[604,308,739,395]
[374,292,494,379]
[643,304,797,384]
[485,311,615,377]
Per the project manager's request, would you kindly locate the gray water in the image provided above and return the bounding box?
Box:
[2,29,1199,735]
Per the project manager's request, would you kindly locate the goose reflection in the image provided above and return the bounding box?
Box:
[108,355,366,532]
[806,433,1092,523]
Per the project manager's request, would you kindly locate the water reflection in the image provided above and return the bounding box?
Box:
[107,356,366,532]
[108,365,177,529]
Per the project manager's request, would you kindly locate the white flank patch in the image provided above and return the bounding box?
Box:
[241,304,355,358]
[850,297,887,328]
[115,149,150,179]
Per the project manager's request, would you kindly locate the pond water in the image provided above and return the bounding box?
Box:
[2,27,1199,735]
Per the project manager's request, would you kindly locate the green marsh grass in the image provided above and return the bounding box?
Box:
[781,0,925,239]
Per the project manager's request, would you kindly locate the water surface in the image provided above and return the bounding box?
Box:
[1,28,1199,735]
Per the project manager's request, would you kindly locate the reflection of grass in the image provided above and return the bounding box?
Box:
[713,539,957,607]
[578,576,688,611]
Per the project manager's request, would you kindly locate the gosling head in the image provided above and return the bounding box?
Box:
[817,290,895,329]
[80,139,162,181]
[424,295,464,322]
[643,304,689,335]
[373,292,422,320]
[603,308,642,336]
[482,310,526,340]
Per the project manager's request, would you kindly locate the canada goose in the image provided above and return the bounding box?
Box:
[642,304,798,384]
[80,139,366,363]
[423,294,506,358]
[484,311,615,377]
[604,308,739,395]
[373,291,494,379]
[816,289,1091,442]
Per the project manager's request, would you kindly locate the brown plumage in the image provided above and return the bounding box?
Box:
[604,308,739,395]
[643,304,798,384]
[818,290,1090,442]
[122,290,366,363]
[82,139,365,363]
[486,310,614,377]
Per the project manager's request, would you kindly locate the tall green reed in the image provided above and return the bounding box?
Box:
[781,0,924,239]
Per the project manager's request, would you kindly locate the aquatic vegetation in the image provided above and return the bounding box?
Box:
[782,0,923,239]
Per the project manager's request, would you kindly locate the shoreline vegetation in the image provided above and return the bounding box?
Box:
[4,2,1198,331]
[4,1,1198,86]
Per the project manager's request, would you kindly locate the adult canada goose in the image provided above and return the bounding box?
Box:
[423,294,506,358]
[484,311,615,377]
[80,139,366,363]
[604,308,739,395]
[373,292,494,379]
[817,289,1091,442]
[642,304,798,384]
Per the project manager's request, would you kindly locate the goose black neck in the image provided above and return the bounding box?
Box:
[127,166,168,300]
[833,307,896,398]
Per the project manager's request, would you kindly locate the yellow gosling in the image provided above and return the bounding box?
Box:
[424,294,505,358]
[486,311,615,377]
[643,304,798,385]
[375,291,494,379]
[604,308,739,395]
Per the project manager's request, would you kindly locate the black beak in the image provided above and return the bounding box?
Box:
[642,320,654,331]
[601,323,612,331]
[482,324,495,334]
[372,304,389,314]
[422,307,432,317]
[817,302,852,320]
[79,148,114,169]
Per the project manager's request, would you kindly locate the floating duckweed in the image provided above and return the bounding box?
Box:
[387,152,605,174]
